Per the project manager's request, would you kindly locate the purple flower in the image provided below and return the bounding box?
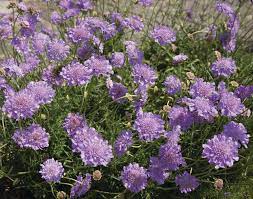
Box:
[51,11,62,24]
[0,16,12,40]
[134,84,149,112]
[107,81,128,103]
[164,125,182,145]
[110,12,124,30]
[110,52,125,68]
[84,55,113,76]
[190,78,219,101]
[149,157,169,185]
[76,0,93,11]
[175,172,200,193]
[138,0,153,6]
[32,33,49,54]
[12,124,49,150]
[124,41,144,65]
[235,85,253,100]
[220,33,236,52]
[2,89,39,120]
[211,57,236,77]
[219,91,245,117]
[172,54,188,64]
[123,15,144,32]
[202,134,239,169]
[222,121,249,148]
[70,174,92,198]
[150,25,176,46]
[40,159,64,183]
[63,8,80,20]
[168,106,194,131]
[121,163,148,193]
[1,59,23,77]
[164,75,181,95]
[60,61,92,86]
[26,81,55,105]
[134,112,165,142]
[68,25,92,43]
[19,13,39,37]
[158,143,185,171]
[18,55,40,76]
[216,2,235,17]
[132,64,157,86]
[183,97,218,122]
[114,130,133,156]
[47,39,70,61]
[63,113,87,137]
[41,65,63,86]
[206,24,217,41]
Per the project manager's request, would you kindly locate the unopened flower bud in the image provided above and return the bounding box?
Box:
[57,191,66,199]
[214,179,223,190]
[93,170,102,181]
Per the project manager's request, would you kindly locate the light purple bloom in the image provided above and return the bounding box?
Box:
[150,25,176,46]
[60,61,92,86]
[1,59,23,77]
[121,163,148,193]
[32,33,50,54]
[124,41,144,65]
[235,85,253,100]
[123,15,144,32]
[51,11,62,24]
[39,158,64,182]
[70,174,92,198]
[2,89,39,120]
[41,64,63,86]
[63,113,87,137]
[110,52,125,68]
[202,134,239,169]
[164,125,182,145]
[132,64,157,86]
[76,0,93,11]
[114,130,133,156]
[68,25,92,43]
[223,121,249,148]
[12,124,49,150]
[47,39,70,61]
[134,84,149,112]
[172,54,188,64]
[175,171,200,193]
[164,75,181,95]
[26,81,55,105]
[107,81,128,103]
[134,112,165,142]
[149,157,169,185]
[211,57,236,77]
[138,0,153,6]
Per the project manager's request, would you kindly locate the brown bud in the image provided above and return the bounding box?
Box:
[93,170,102,181]
[57,191,66,199]
[215,51,222,60]
[186,72,195,80]
[163,105,171,112]
[214,179,223,190]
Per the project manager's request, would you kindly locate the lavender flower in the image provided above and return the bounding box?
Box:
[121,163,148,193]
[110,52,125,68]
[123,15,144,32]
[164,125,182,145]
[211,57,236,77]
[47,39,70,61]
[70,174,92,198]
[150,26,176,46]
[26,81,55,105]
[60,61,92,86]
[132,64,157,86]
[219,91,245,117]
[41,64,63,86]
[1,59,23,77]
[134,112,165,142]
[138,0,153,6]
[223,121,249,148]
[202,134,239,169]
[216,2,235,17]
[84,55,113,76]
[124,41,144,65]
[159,143,185,171]
[172,54,188,64]
[63,113,87,137]
[32,33,49,54]
[76,0,93,11]
[51,11,62,24]
[107,81,128,103]
[149,157,169,185]
[39,158,64,182]
[12,124,49,150]
[168,106,194,131]
[134,84,148,112]
[114,130,133,156]
[175,172,200,193]
[164,75,181,95]
[68,25,92,43]
[235,85,253,100]
[2,89,39,120]
[190,78,219,101]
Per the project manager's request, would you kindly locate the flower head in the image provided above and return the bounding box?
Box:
[63,113,87,137]
[138,0,153,6]
[110,52,125,68]
[172,54,188,64]
[150,25,176,45]
[149,157,169,185]
[107,81,128,103]
[121,163,148,193]
[124,41,143,65]
[132,64,157,86]
[68,25,92,43]
[39,158,64,182]
[123,15,144,32]
[164,75,181,95]
[47,39,70,61]
[70,174,92,198]
[114,130,133,156]
[202,134,239,169]
[211,57,236,77]
[235,85,253,100]
[175,171,200,193]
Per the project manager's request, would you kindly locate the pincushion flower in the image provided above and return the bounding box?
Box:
[202,134,239,169]
[51,11,62,24]
[149,157,169,185]
[150,25,176,45]
[107,82,128,103]
[47,39,70,61]
[68,25,92,43]
[76,0,94,11]
[63,113,87,137]
[172,54,188,64]
[26,81,55,105]
[39,158,64,183]
[175,171,200,193]
[123,15,144,32]
[235,85,253,100]
[134,112,165,142]
[114,130,133,156]
[124,41,144,65]
[12,124,49,150]
[110,52,125,68]
[121,163,148,193]
[84,55,113,76]
[132,64,157,86]
[60,61,92,86]
[32,32,49,54]
[138,0,153,6]
[2,89,39,120]
[211,57,236,77]
[164,75,181,95]
[222,121,250,148]
[70,174,92,198]
[164,125,182,145]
